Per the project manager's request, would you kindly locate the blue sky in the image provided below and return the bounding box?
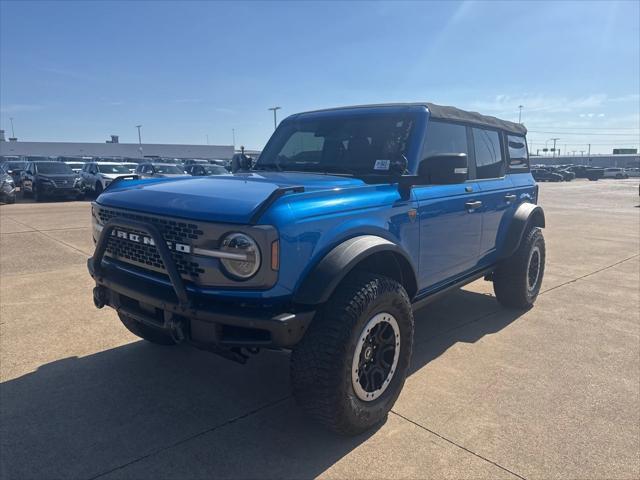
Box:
[1,0,639,153]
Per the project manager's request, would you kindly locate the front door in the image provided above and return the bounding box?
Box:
[413,182,483,291]
[413,119,483,293]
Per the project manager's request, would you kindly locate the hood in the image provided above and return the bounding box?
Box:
[97,172,366,223]
[157,173,191,178]
[101,173,131,180]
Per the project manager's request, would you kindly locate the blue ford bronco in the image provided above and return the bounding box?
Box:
[88,103,545,434]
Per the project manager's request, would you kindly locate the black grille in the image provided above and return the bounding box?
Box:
[52,178,74,187]
[98,207,205,279]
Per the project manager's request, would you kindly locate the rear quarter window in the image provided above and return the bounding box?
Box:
[472,128,504,179]
[507,134,529,171]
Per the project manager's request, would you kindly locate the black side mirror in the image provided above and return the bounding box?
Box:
[419,153,468,185]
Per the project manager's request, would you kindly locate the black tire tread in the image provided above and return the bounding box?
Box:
[291,272,413,435]
[493,227,545,309]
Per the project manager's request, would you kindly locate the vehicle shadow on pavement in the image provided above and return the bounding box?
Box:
[0,289,525,480]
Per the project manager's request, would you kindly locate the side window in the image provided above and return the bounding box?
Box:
[472,128,504,179]
[422,121,468,158]
[507,134,529,171]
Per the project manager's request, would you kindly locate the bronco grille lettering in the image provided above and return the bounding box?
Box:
[112,228,191,254]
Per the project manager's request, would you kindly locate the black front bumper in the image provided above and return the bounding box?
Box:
[88,217,313,349]
[40,184,81,196]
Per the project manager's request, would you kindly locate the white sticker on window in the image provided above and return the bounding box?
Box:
[374,159,391,171]
[454,168,468,174]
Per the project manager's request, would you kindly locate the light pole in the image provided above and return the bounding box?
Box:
[268,106,281,130]
[9,117,15,138]
[232,128,236,148]
[550,137,560,158]
[136,125,143,156]
[518,105,524,124]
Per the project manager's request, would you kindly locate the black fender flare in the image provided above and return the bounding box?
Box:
[501,203,545,260]
[293,235,418,306]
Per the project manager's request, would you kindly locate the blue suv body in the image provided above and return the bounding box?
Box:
[89,103,545,434]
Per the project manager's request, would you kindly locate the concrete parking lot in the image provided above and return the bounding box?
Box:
[1,179,638,480]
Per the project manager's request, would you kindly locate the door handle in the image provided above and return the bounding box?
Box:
[465,200,483,211]
[504,194,517,203]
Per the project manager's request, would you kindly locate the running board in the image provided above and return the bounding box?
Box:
[411,267,495,312]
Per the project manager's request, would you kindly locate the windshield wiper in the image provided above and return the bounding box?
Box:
[253,163,283,172]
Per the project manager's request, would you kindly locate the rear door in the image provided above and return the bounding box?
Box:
[413,120,483,291]
[468,127,515,266]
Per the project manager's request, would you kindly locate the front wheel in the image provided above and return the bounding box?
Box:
[493,227,545,309]
[94,181,103,196]
[290,272,414,435]
[33,186,42,202]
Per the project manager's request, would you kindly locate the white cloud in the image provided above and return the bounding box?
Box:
[468,93,610,115]
[0,104,44,114]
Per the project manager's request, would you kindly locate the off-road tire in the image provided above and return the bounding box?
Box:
[493,227,545,309]
[95,181,103,196]
[291,272,414,435]
[118,312,177,345]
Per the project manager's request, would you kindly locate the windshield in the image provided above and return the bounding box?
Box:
[256,112,417,175]
[155,164,184,174]
[6,162,27,170]
[98,164,130,174]
[36,163,74,174]
[203,165,228,175]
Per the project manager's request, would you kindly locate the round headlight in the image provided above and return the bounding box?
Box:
[220,233,261,280]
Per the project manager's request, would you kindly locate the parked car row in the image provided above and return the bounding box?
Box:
[0,158,234,203]
[531,165,576,182]
[530,163,639,181]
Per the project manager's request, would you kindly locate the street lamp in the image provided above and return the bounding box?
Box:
[268,106,281,130]
[518,105,524,124]
[9,117,15,138]
[136,125,143,156]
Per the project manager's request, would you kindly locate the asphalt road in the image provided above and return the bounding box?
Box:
[1,179,638,480]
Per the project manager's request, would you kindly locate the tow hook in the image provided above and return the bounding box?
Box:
[93,286,107,309]
[168,316,186,344]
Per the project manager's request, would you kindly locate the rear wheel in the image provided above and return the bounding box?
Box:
[493,227,545,309]
[291,272,414,435]
[118,312,177,345]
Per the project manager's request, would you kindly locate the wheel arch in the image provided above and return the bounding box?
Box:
[293,235,418,305]
[501,202,545,260]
